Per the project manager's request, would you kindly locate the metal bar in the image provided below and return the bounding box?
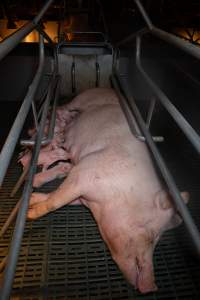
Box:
[0,256,7,274]
[0,199,21,237]
[146,97,156,128]
[95,56,100,87]
[71,57,76,94]
[0,73,56,300]
[10,166,29,198]
[134,0,153,30]
[112,74,200,256]
[36,24,54,45]
[134,0,200,60]
[33,0,54,24]
[0,36,45,187]
[0,0,53,61]
[31,101,39,132]
[116,27,149,47]
[110,76,163,142]
[152,27,200,60]
[135,36,200,155]
[96,0,109,41]
[20,76,60,147]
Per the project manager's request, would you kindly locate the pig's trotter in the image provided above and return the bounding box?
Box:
[28,167,82,219]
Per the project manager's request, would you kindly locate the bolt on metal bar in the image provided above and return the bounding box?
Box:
[0,36,45,188]
[134,0,200,60]
[136,35,200,155]
[0,73,56,300]
[112,74,200,256]
[0,0,54,62]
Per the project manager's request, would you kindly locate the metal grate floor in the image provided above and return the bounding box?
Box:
[0,99,200,300]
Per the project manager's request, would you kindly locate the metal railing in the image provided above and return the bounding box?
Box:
[113,0,200,255]
[0,0,54,187]
[0,1,58,299]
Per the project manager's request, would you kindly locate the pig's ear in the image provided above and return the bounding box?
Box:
[164,191,190,231]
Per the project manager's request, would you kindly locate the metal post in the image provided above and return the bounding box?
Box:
[0,0,54,61]
[0,74,56,300]
[0,36,45,187]
[112,74,200,256]
[135,36,200,155]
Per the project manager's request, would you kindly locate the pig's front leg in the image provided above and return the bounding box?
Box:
[27,165,84,219]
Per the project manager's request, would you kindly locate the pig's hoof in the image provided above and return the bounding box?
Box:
[29,192,49,206]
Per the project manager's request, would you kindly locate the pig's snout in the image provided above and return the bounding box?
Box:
[110,227,157,294]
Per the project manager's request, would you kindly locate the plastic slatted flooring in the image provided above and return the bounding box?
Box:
[0,147,200,300]
[0,92,200,300]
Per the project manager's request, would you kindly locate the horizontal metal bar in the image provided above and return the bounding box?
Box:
[0,36,45,187]
[136,36,200,155]
[113,73,200,256]
[134,0,200,60]
[116,27,149,47]
[0,73,56,300]
[0,0,53,61]
[152,27,200,60]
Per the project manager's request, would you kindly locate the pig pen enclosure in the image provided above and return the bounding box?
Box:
[0,0,200,299]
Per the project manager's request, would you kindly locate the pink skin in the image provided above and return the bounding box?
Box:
[33,162,72,187]
[19,148,71,171]
[27,88,189,293]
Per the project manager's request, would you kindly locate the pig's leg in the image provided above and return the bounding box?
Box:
[33,162,72,187]
[27,165,85,219]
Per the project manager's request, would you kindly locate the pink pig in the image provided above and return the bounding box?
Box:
[27,88,188,293]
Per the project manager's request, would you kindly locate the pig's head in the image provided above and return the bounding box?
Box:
[101,190,189,294]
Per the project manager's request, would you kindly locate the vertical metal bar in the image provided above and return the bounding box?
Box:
[0,0,54,61]
[135,35,200,155]
[71,56,76,94]
[0,36,45,187]
[146,97,156,128]
[31,101,39,132]
[112,74,200,256]
[0,73,56,300]
[95,56,100,87]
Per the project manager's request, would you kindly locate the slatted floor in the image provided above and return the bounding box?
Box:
[0,101,200,300]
